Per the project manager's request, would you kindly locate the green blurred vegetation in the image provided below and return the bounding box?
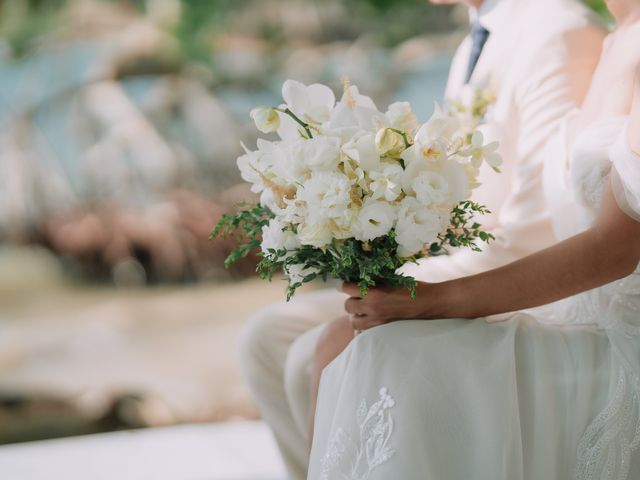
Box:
[0,0,67,57]
[0,0,613,61]
[172,0,250,65]
[584,0,610,17]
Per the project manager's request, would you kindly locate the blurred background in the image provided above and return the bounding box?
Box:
[0,0,608,477]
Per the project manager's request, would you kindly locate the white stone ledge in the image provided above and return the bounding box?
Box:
[0,421,285,480]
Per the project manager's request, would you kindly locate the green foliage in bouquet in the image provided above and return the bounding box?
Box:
[211,203,274,268]
[212,201,493,300]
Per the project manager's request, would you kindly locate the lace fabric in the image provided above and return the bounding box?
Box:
[319,387,396,480]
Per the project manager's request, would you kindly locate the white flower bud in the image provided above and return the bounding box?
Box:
[375,128,405,156]
[250,106,280,133]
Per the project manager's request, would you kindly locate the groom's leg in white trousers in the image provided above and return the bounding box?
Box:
[238,288,347,480]
[284,323,327,439]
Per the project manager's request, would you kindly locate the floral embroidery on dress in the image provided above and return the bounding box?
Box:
[319,387,396,480]
[573,367,640,480]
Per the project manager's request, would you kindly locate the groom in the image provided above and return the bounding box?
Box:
[239,0,605,478]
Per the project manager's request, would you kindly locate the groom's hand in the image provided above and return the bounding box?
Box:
[340,282,427,331]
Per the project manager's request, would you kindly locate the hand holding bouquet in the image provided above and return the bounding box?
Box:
[212,79,500,299]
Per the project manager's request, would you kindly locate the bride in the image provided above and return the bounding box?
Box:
[307,2,640,479]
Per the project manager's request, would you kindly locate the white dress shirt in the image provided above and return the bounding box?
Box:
[401,0,606,282]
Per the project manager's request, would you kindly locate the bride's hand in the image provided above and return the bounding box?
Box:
[340,281,435,331]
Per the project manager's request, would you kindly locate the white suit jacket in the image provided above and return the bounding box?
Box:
[402,0,605,282]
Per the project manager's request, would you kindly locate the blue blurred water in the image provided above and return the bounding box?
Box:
[394,53,452,121]
[216,52,453,124]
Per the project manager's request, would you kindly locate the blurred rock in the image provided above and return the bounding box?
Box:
[0,0,455,285]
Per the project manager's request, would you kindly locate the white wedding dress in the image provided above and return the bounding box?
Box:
[307,117,640,480]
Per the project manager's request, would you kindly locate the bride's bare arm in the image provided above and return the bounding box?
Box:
[342,182,640,327]
[430,183,640,319]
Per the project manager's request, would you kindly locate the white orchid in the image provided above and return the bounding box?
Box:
[353,199,397,242]
[261,219,301,254]
[237,141,278,194]
[369,164,403,202]
[460,130,502,170]
[301,136,341,171]
[282,79,335,124]
[342,132,381,171]
[395,197,445,257]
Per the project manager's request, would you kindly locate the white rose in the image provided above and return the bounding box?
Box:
[342,133,381,172]
[297,171,352,220]
[439,161,471,204]
[261,219,301,254]
[401,154,436,196]
[297,220,334,248]
[330,206,360,240]
[369,163,404,202]
[259,188,280,211]
[411,171,449,206]
[395,197,445,257]
[385,101,419,133]
[353,199,397,241]
[271,197,304,225]
[302,136,341,170]
[274,138,311,184]
[250,106,280,133]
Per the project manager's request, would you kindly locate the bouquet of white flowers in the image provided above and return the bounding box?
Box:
[212,79,501,299]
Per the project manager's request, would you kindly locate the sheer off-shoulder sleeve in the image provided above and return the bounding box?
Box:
[572,121,640,480]
[610,122,640,222]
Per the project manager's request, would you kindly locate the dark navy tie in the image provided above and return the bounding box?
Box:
[465,22,490,84]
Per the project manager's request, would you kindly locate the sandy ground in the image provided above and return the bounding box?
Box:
[0,246,322,436]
